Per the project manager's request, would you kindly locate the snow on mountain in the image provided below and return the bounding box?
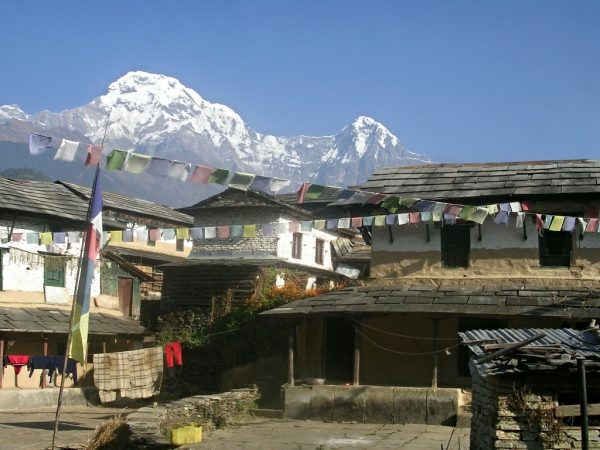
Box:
[0,104,29,122]
[0,71,430,204]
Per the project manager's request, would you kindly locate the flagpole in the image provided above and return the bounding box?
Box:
[51,165,100,450]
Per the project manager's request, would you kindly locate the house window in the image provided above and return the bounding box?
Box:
[176,238,184,252]
[440,224,470,268]
[44,258,66,287]
[315,239,324,265]
[292,233,302,259]
[539,230,571,267]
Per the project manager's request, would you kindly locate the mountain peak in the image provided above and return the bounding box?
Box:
[0,104,28,122]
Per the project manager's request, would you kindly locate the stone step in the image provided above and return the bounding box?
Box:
[252,408,283,419]
[455,411,472,428]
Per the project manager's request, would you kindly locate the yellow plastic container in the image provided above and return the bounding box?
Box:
[170,424,203,445]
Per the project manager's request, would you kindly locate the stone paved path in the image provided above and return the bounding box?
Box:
[0,406,126,450]
[193,419,470,449]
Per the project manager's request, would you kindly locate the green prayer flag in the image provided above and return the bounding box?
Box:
[374,215,386,226]
[106,150,128,171]
[399,197,419,208]
[229,172,255,190]
[381,196,400,213]
[305,184,340,200]
[458,206,477,220]
[208,168,230,185]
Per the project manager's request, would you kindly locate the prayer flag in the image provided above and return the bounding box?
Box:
[338,218,351,229]
[204,227,216,239]
[135,229,148,243]
[207,168,230,185]
[470,208,488,225]
[399,198,418,208]
[385,214,397,225]
[509,202,522,213]
[189,227,203,239]
[277,223,290,233]
[230,225,243,237]
[85,145,103,167]
[67,231,81,243]
[250,176,290,194]
[26,233,39,244]
[494,211,509,225]
[413,200,435,212]
[586,218,599,233]
[409,212,421,224]
[260,223,274,235]
[148,229,161,242]
[432,213,442,222]
[521,201,532,212]
[217,226,230,239]
[105,150,128,171]
[297,182,310,203]
[397,213,409,225]
[162,229,176,240]
[11,233,22,242]
[176,228,189,240]
[40,232,53,245]
[336,189,355,200]
[305,184,340,201]
[578,218,588,234]
[123,230,134,242]
[543,215,553,229]
[229,172,255,190]
[243,224,257,238]
[29,133,53,155]
[289,222,300,233]
[366,193,387,205]
[485,204,499,214]
[124,153,151,174]
[549,216,565,231]
[515,212,525,228]
[563,216,576,232]
[421,212,433,222]
[374,215,386,226]
[146,157,171,177]
[381,196,400,213]
[432,203,448,216]
[190,165,214,184]
[326,219,339,229]
[69,166,102,364]
[54,139,79,162]
[499,203,510,212]
[443,214,456,225]
[301,221,313,232]
[351,217,363,228]
[313,220,326,230]
[168,161,191,181]
[445,204,462,216]
[362,216,374,226]
[535,214,544,233]
[102,231,109,246]
[458,206,477,220]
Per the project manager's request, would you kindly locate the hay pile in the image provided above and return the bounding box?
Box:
[84,414,132,450]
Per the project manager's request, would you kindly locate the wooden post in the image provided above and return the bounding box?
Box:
[353,322,360,386]
[432,319,439,389]
[102,340,107,354]
[0,337,4,388]
[41,335,48,388]
[288,325,295,387]
[579,358,589,450]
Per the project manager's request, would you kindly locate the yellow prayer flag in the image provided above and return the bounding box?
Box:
[243,224,257,238]
[314,220,326,230]
[549,216,565,231]
[40,232,53,245]
[374,215,386,226]
[110,230,123,243]
[176,228,189,239]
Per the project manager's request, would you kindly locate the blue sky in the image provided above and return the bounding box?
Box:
[1,1,598,163]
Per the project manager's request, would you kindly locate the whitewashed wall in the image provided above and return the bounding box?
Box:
[277,218,336,271]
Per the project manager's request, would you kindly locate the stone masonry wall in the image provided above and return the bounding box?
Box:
[470,372,600,450]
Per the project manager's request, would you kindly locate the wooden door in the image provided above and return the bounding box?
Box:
[118,277,133,317]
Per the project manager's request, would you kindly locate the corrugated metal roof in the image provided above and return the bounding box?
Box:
[459,328,600,376]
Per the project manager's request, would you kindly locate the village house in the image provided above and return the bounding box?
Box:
[262,159,600,425]
[160,187,354,312]
[0,177,192,390]
[460,327,600,449]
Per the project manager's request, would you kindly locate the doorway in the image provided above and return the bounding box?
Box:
[118,277,133,317]
[324,318,354,382]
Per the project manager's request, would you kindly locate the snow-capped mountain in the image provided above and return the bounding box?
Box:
[0,71,429,205]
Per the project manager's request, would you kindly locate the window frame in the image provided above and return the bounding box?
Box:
[292,232,303,259]
[315,238,324,265]
[538,230,572,267]
[440,224,471,268]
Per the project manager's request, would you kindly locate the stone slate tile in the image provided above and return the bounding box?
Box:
[407,285,438,291]
[438,286,461,292]
[468,296,501,305]
[404,296,434,304]
[454,288,485,295]
[433,296,469,304]
[501,285,525,291]
[506,298,555,307]
[374,296,406,304]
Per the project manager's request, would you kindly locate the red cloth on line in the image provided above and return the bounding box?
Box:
[164,342,183,368]
[7,355,29,374]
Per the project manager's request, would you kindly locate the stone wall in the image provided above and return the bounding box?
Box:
[470,372,600,450]
[127,388,259,446]
[283,385,459,425]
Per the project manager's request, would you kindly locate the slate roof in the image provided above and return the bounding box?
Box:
[58,181,193,226]
[0,178,88,223]
[261,284,600,319]
[0,306,150,335]
[355,160,600,202]
[460,328,600,376]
